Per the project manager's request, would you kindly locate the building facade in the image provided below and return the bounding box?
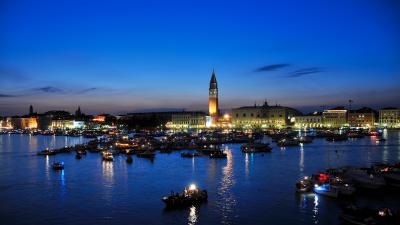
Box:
[293,112,323,128]
[232,102,302,128]
[167,111,206,129]
[322,107,348,128]
[348,107,377,128]
[379,107,400,128]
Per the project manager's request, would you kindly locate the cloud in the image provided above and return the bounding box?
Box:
[286,67,323,78]
[0,93,16,97]
[78,87,99,94]
[33,86,62,93]
[254,64,291,72]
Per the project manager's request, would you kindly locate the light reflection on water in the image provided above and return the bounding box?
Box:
[188,205,198,225]
[218,146,236,225]
[313,195,319,224]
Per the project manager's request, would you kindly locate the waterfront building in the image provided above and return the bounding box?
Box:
[348,107,377,128]
[0,117,13,129]
[51,120,85,130]
[208,69,219,121]
[166,111,206,129]
[293,112,323,128]
[379,107,400,128]
[10,117,38,130]
[322,107,348,128]
[232,102,302,128]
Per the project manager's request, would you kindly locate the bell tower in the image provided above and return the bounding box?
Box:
[208,69,219,118]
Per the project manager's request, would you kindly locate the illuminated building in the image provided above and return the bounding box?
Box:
[208,69,219,119]
[293,112,323,128]
[379,107,400,128]
[51,120,85,130]
[93,115,106,122]
[10,117,37,129]
[322,107,348,128]
[348,107,377,128]
[232,102,302,128]
[167,111,206,129]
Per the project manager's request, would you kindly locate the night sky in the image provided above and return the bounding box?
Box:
[1,0,399,116]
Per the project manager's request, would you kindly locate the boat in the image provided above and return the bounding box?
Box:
[313,183,339,198]
[181,152,202,158]
[376,138,386,142]
[345,169,386,189]
[326,135,348,142]
[37,148,56,156]
[209,151,227,159]
[126,155,133,163]
[102,152,114,161]
[295,176,313,193]
[52,162,64,170]
[277,138,299,147]
[298,136,313,144]
[241,143,272,153]
[75,154,82,159]
[137,150,156,159]
[198,144,221,155]
[340,206,399,225]
[161,184,208,208]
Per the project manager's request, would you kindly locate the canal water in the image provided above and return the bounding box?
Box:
[0,131,399,225]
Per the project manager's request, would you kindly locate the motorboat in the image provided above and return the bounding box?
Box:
[295,176,313,193]
[340,206,399,225]
[37,148,56,156]
[75,154,82,159]
[102,152,114,161]
[137,150,156,159]
[277,138,299,147]
[52,162,64,170]
[313,183,339,198]
[209,151,227,159]
[345,169,386,189]
[298,136,313,144]
[241,143,272,153]
[162,184,208,208]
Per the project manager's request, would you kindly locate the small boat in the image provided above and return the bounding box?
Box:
[161,184,208,208]
[277,138,299,147]
[376,138,386,142]
[326,135,348,142]
[345,169,386,189]
[181,152,202,158]
[37,148,56,156]
[102,152,114,161]
[296,176,313,193]
[298,136,313,144]
[340,206,399,225]
[313,183,339,198]
[52,162,64,170]
[137,151,156,159]
[241,143,272,153]
[126,155,133,163]
[75,154,82,159]
[209,151,227,159]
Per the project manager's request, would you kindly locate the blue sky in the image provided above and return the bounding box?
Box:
[1,0,399,115]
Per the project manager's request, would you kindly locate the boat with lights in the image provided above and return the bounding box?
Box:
[52,161,64,170]
[295,176,313,193]
[102,152,114,161]
[162,184,208,208]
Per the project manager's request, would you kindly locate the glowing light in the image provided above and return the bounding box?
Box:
[189,184,197,191]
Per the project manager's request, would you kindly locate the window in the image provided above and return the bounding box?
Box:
[243,113,246,117]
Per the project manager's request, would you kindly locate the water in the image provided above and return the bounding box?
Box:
[1,131,400,225]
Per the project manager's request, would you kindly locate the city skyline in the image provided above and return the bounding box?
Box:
[1,0,400,116]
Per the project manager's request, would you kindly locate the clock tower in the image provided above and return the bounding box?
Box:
[208,69,219,118]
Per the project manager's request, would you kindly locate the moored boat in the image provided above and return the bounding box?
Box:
[102,152,114,161]
[137,150,156,159]
[209,151,227,159]
[52,161,64,170]
[241,143,272,153]
[161,184,208,208]
[296,176,313,193]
